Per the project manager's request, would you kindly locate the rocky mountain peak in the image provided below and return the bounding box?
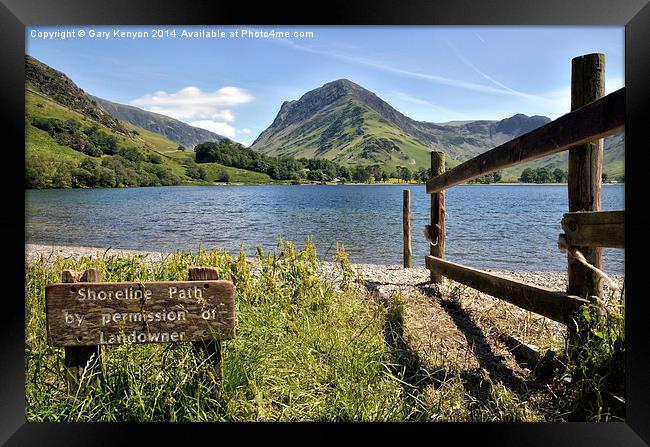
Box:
[495,113,551,137]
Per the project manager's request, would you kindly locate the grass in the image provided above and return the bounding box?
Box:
[26,240,410,421]
[546,298,626,421]
[25,241,625,421]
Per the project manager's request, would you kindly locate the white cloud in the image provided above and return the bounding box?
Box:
[130,86,254,122]
[189,120,237,138]
[238,128,252,134]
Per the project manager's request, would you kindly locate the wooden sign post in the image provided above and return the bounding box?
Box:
[46,268,236,391]
[61,268,103,392]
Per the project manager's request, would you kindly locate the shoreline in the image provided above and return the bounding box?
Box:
[25,243,624,293]
[25,182,625,191]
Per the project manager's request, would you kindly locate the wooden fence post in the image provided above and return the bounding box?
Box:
[188,266,223,385]
[403,189,412,268]
[430,151,446,283]
[62,268,102,393]
[568,53,605,302]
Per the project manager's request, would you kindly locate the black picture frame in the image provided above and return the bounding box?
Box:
[3,0,649,444]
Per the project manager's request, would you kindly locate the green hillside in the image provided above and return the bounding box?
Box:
[254,96,453,171]
[25,88,272,188]
[498,132,625,182]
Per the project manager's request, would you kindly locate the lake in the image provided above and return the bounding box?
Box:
[25,184,625,273]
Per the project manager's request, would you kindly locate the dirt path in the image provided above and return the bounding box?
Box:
[350,263,624,396]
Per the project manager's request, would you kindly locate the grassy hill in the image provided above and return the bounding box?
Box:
[25,83,272,188]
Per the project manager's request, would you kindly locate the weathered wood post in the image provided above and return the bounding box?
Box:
[403,189,412,268]
[62,268,102,392]
[568,53,605,302]
[430,151,446,283]
[189,266,223,384]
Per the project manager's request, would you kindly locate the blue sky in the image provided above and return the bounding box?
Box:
[26,26,624,146]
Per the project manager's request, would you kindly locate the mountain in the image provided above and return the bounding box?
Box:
[251,79,624,179]
[251,79,552,169]
[91,96,226,149]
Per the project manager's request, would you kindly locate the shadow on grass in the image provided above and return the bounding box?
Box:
[417,283,529,392]
[364,279,545,420]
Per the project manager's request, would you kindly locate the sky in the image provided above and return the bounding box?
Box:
[26,26,624,146]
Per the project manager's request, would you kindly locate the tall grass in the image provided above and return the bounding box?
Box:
[25,240,410,421]
[548,295,625,421]
[25,240,624,421]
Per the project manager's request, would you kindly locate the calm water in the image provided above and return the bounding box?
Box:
[25,184,625,273]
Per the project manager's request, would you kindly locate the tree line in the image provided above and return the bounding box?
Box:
[194,140,442,183]
[519,167,567,183]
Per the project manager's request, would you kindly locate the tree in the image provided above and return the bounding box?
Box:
[553,168,567,183]
[215,169,230,183]
[185,163,207,180]
[177,145,186,151]
[534,167,552,183]
[352,165,372,183]
[416,167,429,182]
[147,152,163,164]
[520,168,534,183]
[397,166,412,181]
[337,166,352,181]
[119,146,145,163]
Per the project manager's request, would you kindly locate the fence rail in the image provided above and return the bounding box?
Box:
[426,87,625,194]
[422,53,624,327]
[425,256,589,325]
[561,210,624,248]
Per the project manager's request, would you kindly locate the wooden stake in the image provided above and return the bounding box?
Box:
[568,53,605,300]
[188,266,223,384]
[62,268,102,393]
[403,189,412,268]
[430,151,446,283]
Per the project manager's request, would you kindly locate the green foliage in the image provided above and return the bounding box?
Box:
[185,162,208,180]
[520,167,563,183]
[83,125,120,155]
[415,167,430,182]
[118,146,145,163]
[146,153,163,164]
[471,171,502,184]
[27,116,185,188]
[195,140,306,180]
[553,168,567,183]
[550,301,625,421]
[25,242,410,421]
[25,152,75,188]
[195,140,378,183]
[396,166,412,181]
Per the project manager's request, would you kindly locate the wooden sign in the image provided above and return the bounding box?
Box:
[45,280,235,347]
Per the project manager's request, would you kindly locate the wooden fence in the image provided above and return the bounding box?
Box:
[424,53,624,327]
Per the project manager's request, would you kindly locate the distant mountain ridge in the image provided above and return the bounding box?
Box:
[250,79,553,168]
[91,96,226,149]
